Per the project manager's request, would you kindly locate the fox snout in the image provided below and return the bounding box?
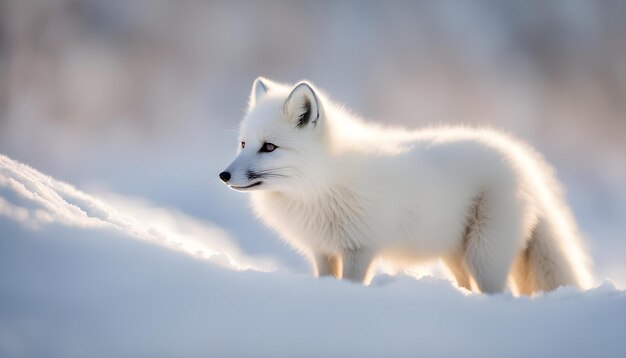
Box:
[219,171,231,182]
[219,160,265,191]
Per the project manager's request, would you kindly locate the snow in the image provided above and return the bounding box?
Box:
[1,154,625,358]
[0,154,274,272]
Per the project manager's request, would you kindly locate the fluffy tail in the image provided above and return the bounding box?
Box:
[515,216,593,293]
[504,135,593,294]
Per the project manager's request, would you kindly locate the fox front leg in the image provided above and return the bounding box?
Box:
[342,249,375,284]
[314,253,341,278]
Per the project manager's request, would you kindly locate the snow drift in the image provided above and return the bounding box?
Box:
[1,154,625,358]
[0,154,274,271]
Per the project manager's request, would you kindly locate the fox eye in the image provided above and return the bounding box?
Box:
[260,142,277,153]
[241,141,246,149]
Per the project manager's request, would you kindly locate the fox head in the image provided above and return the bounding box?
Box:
[220,77,330,195]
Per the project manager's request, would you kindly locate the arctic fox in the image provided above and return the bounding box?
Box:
[219,77,592,294]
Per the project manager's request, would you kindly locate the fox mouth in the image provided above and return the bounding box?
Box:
[229,181,263,191]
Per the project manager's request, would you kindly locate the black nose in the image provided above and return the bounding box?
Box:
[219,171,231,182]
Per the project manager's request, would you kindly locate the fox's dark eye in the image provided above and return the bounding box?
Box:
[241,141,245,149]
[260,142,277,153]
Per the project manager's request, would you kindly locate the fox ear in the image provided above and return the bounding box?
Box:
[284,81,320,129]
[249,77,270,109]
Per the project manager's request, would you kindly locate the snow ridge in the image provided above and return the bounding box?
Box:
[0,154,274,271]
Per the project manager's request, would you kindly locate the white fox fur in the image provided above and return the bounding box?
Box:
[221,77,592,294]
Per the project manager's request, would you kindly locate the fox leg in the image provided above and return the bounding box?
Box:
[314,253,341,278]
[342,249,375,284]
[443,253,472,291]
[463,192,525,294]
[510,251,535,295]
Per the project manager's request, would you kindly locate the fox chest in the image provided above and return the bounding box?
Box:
[251,192,371,253]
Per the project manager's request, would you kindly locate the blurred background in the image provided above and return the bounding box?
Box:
[1,0,625,284]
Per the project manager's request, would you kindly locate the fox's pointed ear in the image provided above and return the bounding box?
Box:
[249,77,270,109]
[284,81,320,129]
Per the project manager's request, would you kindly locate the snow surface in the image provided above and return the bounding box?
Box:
[1,154,625,358]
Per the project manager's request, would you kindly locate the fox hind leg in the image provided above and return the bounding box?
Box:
[462,192,525,294]
[443,253,473,291]
[511,248,535,295]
